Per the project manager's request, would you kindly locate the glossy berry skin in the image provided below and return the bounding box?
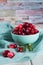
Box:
[2,50,10,57]
[34,29,38,33]
[7,52,14,58]
[17,47,23,52]
[12,22,39,35]
[14,27,19,31]
[13,44,17,48]
[31,30,35,34]
[8,44,17,49]
[23,22,29,27]
[18,24,23,29]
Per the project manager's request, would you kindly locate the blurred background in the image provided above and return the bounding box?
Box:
[0,0,43,24]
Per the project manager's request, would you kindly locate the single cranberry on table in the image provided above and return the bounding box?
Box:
[8,44,17,49]
[17,47,23,52]
[2,50,10,57]
[7,52,14,58]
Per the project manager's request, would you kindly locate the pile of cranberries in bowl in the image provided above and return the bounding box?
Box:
[12,22,39,35]
[11,22,39,44]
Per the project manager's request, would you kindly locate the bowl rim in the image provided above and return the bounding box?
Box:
[11,31,39,36]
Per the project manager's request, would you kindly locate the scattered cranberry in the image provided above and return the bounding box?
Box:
[13,44,17,48]
[7,52,14,58]
[17,47,23,52]
[8,44,17,49]
[2,50,10,57]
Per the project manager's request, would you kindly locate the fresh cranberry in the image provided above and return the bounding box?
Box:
[31,29,35,34]
[23,22,29,27]
[26,28,30,35]
[12,22,39,35]
[2,50,10,57]
[22,32,25,35]
[18,31,22,35]
[17,47,23,52]
[14,44,17,48]
[8,44,17,49]
[18,24,23,29]
[7,52,14,58]
[28,23,32,25]
[14,27,19,31]
[28,27,32,31]
[13,31,18,35]
[34,29,38,33]
[32,25,36,29]
[22,28,26,32]
[29,23,33,28]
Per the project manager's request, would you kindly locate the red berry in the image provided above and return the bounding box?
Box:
[26,29,30,35]
[22,32,25,35]
[29,23,33,28]
[14,44,17,48]
[18,24,23,29]
[23,28,26,32]
[14,27,19,31]
[23,22,29,27]
[31,29,35,34]
[17,47,23,52]
[32,25,36,29]
[2,50,10,57]
[34,29,38,33]
[8,44,17,49]
[28,27,32,31]
[18,31,22,35]
[13,31,18,35]
[7,52,14,58]
[12,22,39,35]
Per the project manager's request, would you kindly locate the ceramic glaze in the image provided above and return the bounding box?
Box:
[11,32,39,44]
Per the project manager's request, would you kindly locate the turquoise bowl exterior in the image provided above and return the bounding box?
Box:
[11,32,39,44]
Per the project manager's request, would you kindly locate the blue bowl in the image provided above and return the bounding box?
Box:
[11,32,39,44]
